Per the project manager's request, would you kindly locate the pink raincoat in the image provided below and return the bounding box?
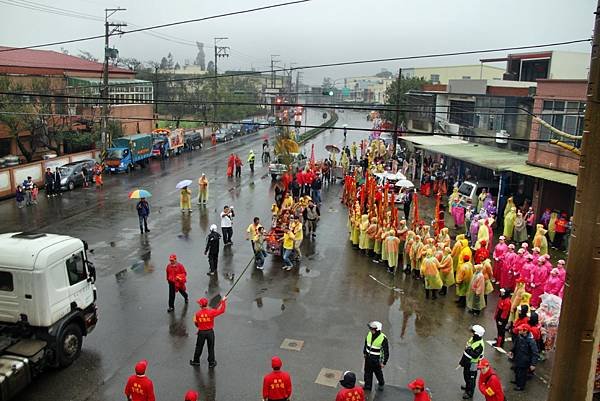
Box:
[493,242,508,283]
[530,263,549,307]
[501,250,517,290]
[544,269,565,298]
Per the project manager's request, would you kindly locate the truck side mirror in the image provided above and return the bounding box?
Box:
[86,261,96,284]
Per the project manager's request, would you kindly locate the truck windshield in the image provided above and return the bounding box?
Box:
[107,149,124,159]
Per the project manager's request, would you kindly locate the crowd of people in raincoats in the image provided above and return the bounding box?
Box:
[341,134,569,396]
[348,183,566,346]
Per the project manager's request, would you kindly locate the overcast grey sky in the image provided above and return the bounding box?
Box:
[0,0,595,85]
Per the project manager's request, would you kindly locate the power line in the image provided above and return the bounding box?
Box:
[2,0,103,21]
[0,0,311,53]
[0,90,587,117]
[0,110,559,143]
[14,38,589,92]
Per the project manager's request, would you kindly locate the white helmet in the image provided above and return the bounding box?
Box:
[210,224,217,232]
[368,321,383,331]
[472,325,485,337]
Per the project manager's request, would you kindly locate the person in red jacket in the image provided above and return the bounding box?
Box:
[166,254,189,312]
[124,360,156,401]
[262,356,293,401]
[184,390,198,401]
[190,296,227,367]
[336,371,365,401]
[494,288,512,347]
[408,377,431,401]
[474,240,489,264]
[477,358,505,401]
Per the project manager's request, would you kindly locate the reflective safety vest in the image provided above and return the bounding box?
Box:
[365,332,386,357]
[248,153,255,162]
[466,338,485,363]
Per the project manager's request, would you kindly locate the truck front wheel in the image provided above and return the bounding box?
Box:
[58,323,82,367]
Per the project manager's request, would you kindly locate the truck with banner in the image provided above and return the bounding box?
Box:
[152,128,184,157]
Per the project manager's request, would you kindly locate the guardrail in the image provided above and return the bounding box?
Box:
[298,110,339,144]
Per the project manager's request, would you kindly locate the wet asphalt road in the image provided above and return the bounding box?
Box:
[1,111,549,401]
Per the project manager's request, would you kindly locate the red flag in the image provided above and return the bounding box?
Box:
[412,192,420,230]
[434,192,441,236]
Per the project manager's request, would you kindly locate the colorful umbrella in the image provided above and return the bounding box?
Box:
[129,189,152,199]
[176,179,193,189]
[325,144,340,154]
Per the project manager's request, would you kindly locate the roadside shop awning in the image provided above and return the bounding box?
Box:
[399,135,578,187]
[400,136,528,171]
[507,164,578,187]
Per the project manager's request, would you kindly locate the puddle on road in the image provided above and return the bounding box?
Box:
[299,267,320,278]
[249,297,286,321]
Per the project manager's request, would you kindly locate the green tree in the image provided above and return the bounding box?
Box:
[0,77,71,161]
[382,75,429,122]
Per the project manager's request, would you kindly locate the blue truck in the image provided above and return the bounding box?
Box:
[242,119,259,134]
[105,134,153,173]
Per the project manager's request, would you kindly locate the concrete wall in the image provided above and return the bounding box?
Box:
[549,51,590,80]
[404,65,504,84]
[0,149,101,198]
[527,80,586,174]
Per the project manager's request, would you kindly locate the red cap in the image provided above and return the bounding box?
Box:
[169,254,177,261]
[408,377,425,390]
[197,298,208,307]
[184,390,198,401]
[135,359,148,375]
[477,358,491,369]
[271,356,282,369]
[463,255,470,262]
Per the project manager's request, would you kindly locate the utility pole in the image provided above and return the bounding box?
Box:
[295,71,302,104]
[101,7,126,155]
[547,2,600,400]
[392,67,402,155]
[271,54,280,89]
[153,65,159,129]
[213,37,229,123]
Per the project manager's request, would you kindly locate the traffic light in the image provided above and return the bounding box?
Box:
[322,89,334,96]
[275,97,283,111]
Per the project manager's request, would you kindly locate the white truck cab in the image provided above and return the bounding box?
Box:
[0,233,98,400]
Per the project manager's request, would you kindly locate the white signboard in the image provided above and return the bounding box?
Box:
[0,171,10,192]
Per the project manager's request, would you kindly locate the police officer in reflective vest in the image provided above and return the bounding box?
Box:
[458,325,485,399]
[363,321,389,391]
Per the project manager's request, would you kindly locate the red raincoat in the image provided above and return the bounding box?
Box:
[166,262,187,291]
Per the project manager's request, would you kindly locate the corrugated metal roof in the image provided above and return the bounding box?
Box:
[507,164,577,187]
[418,142,529,171]
[400,135,578,187]
[0,46,132,74]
